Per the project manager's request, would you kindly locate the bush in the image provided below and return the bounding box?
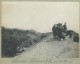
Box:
[1,27,41,57]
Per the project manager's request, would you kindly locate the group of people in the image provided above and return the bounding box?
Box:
[52,23,67,40]
[52,23,79,42]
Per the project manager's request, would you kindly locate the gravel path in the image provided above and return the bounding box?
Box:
[12,35,78,61]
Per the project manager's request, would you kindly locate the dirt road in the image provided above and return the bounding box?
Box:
[12,35,78,62]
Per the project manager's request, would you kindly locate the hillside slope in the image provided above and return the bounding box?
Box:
[2,27,47,57]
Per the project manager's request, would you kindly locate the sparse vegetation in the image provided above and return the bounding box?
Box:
[2,27,47,57]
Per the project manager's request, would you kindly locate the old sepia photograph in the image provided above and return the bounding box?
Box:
[1,1,80,63]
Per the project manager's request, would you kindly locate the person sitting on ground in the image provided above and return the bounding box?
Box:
[73,33,79,42]
[66,30,73,38]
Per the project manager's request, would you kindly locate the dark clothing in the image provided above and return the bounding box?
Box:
[57,27,63,40]
[73,34,79,42]
[63,24,67,33]
[52,23,66,40]
[66,30,73,38]
[57,27,62,35]
[63,25,67,30]
[52,25,58,38]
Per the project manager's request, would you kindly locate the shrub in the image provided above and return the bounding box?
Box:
[1,27,41,57]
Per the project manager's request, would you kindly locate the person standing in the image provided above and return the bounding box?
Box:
[52,24,57,39]
[63,22,67,34]
[57,24,63,40]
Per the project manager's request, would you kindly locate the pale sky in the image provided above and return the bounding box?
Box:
[2,2,79,33]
